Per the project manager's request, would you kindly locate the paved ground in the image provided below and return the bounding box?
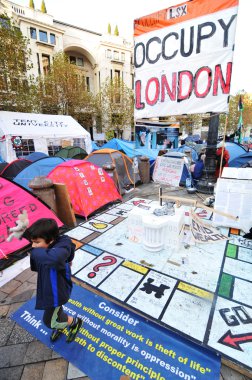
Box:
[0,183,251,380]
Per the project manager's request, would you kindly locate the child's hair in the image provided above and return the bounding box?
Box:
[25,218,59,243]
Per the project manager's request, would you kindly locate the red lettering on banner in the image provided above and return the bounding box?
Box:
[194,66,212,97]
[135,62,232,108]
[161,73,176,101]
[145,77,160,105]
[177,70,193,101]
[213,62,232,95]
[135,80,145,110]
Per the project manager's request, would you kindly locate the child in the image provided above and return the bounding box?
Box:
[24,218,82,343]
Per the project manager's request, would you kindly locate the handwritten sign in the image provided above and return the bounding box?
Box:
[153,156,184,187]
[191,211,228,243]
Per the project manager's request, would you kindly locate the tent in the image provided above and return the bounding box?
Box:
[171,145,198,162]
[229,152,252,167]
[225,142,247,162]
[48,160,121,218]
[0,177,62,259]
[19,152,48,162]
[13,157,68,190]
[1,159,32,180]
[0,111,92,162]
[91,141,99,151]
[55,146,87,159]
[85,148,141,191]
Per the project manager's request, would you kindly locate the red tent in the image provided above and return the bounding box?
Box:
[0,177,63,259]
[48,160,121,218]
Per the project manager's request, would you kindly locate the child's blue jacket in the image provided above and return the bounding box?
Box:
[30,235,75,310]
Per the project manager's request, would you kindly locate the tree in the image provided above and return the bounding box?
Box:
[41,0,47,13]
[96,77,133,139]
[219,92,252,138]
[114,25,119,36]
[107,23,111,34]
[0,14,36,112]
[29,0,35,9]
[36,52,96,121]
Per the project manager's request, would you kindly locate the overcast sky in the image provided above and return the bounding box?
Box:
[13,0,251,94]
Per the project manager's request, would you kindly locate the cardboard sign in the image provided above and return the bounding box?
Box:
[191,211,229,243]
[153,156,184,187]
[134,0,238,118]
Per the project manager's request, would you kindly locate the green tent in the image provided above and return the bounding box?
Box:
[55,146,87,159]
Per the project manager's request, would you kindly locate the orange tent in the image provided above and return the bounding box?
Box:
[48,160,121,218]
[85,149,140,192]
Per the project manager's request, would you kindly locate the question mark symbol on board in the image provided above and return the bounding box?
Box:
[88,255,117,278]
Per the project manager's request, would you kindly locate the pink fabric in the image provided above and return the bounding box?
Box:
[0,177,63,259]
[48,160,122,218]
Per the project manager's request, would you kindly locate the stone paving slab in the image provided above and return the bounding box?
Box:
[0,365,24,380]
[0,342,28,368]
[42,358,69,380]
[20,362,46,380]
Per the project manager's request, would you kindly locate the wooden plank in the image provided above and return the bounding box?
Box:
[159,193,238,220]
[54,183,77,227]
[221,359,252,379]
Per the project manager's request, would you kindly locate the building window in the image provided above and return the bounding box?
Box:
[115,70,120,81]
[70,56,76,65]
[121,52,125,61]
[106,49,111,58]
[0,16,9,28]
[42,54,50,75]
[76,57,84,67]
[113,51,119,60]
[39,30,48,43]
[86,77,90,92]
[70,56,84,67]
[30,27,37,39]
[50,33,56,45]
[16,139,35,157]
[37,53,41,75]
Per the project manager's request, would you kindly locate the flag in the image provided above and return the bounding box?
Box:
[238,95,244,111]
[237,96,244,144]
[237,112,243,144]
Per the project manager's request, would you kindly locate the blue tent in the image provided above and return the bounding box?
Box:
[19,152,48,162]
[171,145,198,162]
[225,142,247,162]
[102,138,130,151]
[13,156,68,190]
[229,152,252,167]
[91,141,99,151]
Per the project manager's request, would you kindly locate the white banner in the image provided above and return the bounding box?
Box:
[134,0,238,118]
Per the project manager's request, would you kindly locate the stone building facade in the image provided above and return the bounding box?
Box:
[0,0,134,138]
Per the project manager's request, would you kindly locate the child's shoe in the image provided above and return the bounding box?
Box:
[66,317,82,343]
[50,329,63,342]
